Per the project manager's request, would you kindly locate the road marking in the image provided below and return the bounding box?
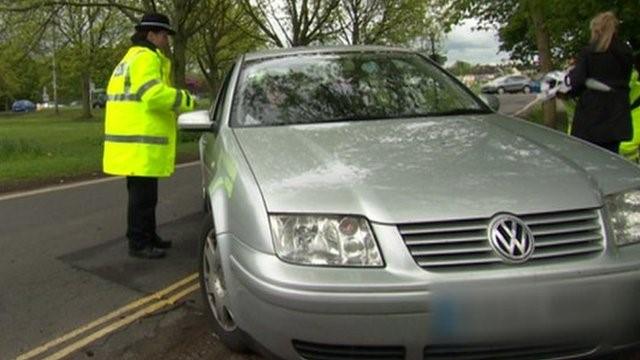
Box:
[43,283,201,360]
[0,162,199,202]
[16,273,199,360]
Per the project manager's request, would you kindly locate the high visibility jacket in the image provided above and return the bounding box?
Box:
[103,44,194,177]
[619,70,640,162]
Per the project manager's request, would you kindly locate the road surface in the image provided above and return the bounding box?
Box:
[0,164,261,360]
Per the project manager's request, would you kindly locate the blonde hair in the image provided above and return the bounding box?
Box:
[590,11,619,52]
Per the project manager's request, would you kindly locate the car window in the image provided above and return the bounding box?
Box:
[231,52,488,127]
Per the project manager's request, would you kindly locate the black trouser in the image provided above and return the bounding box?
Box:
[126,176,158,250]
[594,141,620,154]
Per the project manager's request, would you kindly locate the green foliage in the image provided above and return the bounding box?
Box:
[191,0,265,94]
[336,0,438,46]
[448,60,474,75]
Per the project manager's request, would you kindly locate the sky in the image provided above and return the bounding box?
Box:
[444,20,508,66]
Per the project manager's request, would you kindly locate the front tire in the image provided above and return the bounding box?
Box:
[199,215,249,352]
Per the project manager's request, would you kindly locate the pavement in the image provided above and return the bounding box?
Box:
[496,93,538,115]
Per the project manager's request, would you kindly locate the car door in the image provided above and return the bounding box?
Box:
[515,76,527,91]
[504,76,517,92]
[201,65,235,193]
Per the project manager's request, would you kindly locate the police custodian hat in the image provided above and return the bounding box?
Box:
[135,13,176,35]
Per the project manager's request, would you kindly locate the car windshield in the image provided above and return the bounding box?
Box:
[232,52,489,127]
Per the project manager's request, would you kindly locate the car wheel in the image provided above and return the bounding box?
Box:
[523,86,531,94]
[199,215,249,352]
[497,87,505,94]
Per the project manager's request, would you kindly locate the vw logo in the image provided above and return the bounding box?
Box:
[488,214,535,263]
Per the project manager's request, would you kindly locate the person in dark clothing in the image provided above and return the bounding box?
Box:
[567,11,633,153]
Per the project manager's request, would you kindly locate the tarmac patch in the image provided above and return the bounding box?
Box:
[59,213,202,294]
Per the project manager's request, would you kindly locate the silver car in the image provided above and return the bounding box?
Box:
[179,46,640,360]
[481,75,533,94]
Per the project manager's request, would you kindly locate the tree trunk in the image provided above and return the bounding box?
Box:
[172,32,187,88]
[351,3,360,45]
[81,72,92,119]
[528,0,556,129]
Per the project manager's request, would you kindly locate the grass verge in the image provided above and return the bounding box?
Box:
[0,108,200,193]
[520,100,571,134]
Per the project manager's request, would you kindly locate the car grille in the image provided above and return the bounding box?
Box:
[423,344,596,360]
[399,208,604,269]
[293,340,405,360]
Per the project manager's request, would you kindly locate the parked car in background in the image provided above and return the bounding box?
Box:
[529,79,542,93]
[11,100,36,112]
[179,46,640,360]
[38,102,67,109]
[92,89,107,108]
[482,74,533,94]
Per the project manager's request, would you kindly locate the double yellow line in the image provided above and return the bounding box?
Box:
[17,273,200,360]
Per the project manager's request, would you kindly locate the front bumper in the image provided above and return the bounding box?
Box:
[221,225,640,360]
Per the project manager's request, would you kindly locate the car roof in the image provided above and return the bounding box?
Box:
[243,45,416,62]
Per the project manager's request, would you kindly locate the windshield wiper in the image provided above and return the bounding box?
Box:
[417,108,492,117]
[322,114,397,123]
[250,109,491,127]
[430,109,492,116]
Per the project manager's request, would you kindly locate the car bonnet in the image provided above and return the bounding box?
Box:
[233,114,607,224]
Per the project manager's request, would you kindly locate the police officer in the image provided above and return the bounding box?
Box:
[103,13,195,259]
[618,54,640,162]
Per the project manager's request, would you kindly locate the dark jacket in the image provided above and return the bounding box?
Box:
[568,36,633,143]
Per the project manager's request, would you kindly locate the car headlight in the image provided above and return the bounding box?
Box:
[605,190,640,246]
[269,214,384,267]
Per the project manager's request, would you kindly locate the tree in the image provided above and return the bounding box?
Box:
[190,0,264,95]
[0,0,209,88]
[52,2,127,118]
[239,0,341,47]
[335,0,439,46]
[0,4,56,108]
[448,60,474,76]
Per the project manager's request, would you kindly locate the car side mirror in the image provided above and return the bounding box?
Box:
[479,94,500,112]
[178,110,215,131]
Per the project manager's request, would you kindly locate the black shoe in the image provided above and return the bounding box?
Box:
[129,246,167,259]
[151,237,172,249]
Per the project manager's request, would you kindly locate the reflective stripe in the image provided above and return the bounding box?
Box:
[137,79,160,99]
[172,90,183,110]
[105,134,168,145]
[108,94,140,102]
[107,80,161,103]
